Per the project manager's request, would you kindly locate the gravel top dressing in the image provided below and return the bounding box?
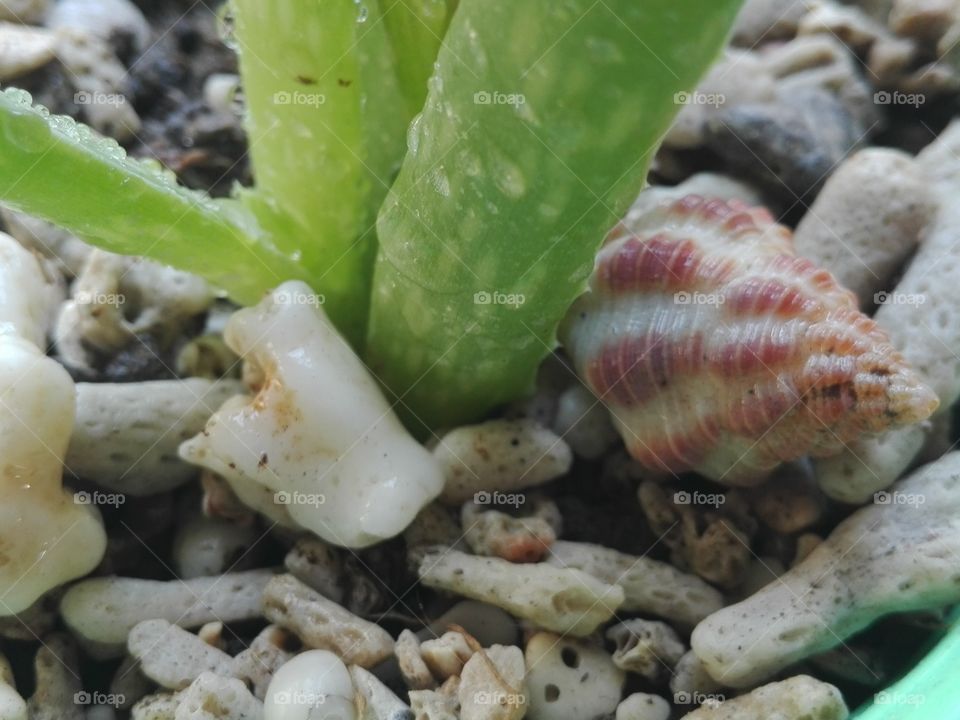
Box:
[0,0,958,719]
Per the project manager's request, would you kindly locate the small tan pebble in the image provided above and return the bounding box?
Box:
[693,451,960,687]
[435,418,573,505]
[0,0,46,22]
[547,541,723,626]
[670,651,725,701]
[606,619,686,680]
[47,0,151,52]
[131,692,181,720]
[55,249,212,372]
[616,693,671,720]
[889,0,955,40]
[684,517,752,590]
[0,208,91,278]
[425,601,518,648]
[765,34,879,129]
[551,384,619,459]
[420,632,474,682]
[340,556,387,617]
[175,335,241,380]
[229,626,295,700]
[0,22,55,80]
[350,665,412,720]
[867,32,918,83]
[814,121,960,503]
[283,535,345,604]
[172,510,259,579]
[731,0,811,44]
[264,650,356,720]
[792,534,823,567]
[60,570,273,658]
[665,48,778,150]
[27,634,83,720]
[396,629,436,691]
[65,378,243,496]
[814,425,926,503]
[751,462,823,534]
[418,549,623,637]
[888,57,958,99]
[636,480,683,546]
[524,632,624,720]
[128,620,233,691]
[110,656,153,710]
[461,502,556,563]
[794,148,936,309]
[174,672,261,720]
[458,645,526,720]
[262,574,394,668]
[897,120,960,399]
[54,29,141,140]
[677,675,848,720]
[798,0,889,52]
[197,621,224,649]
[408,676,460,720]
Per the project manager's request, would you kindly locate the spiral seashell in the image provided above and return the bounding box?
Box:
[561,195,938,485]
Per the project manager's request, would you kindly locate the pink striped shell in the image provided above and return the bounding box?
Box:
[561,195,938,485]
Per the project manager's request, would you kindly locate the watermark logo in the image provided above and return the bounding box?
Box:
[74,291,125,306]
[274,490,326,507]
[74,691,125,707]
[674,291,725,306]
[273,91,326,107]
[74,91,126,107]
[674,691,725,707]
[874,691,925,706]
[474,490,526,508]
[273,690,332,706]
[874,490,925,507]
[874,90,925,108]
[474,90,525,107]
[674,490,725,508]
[473,690,526,707]
[474,290,525,308]
[874,291,925,306]
[674,91,725,108]
[74,490,126,508]
[275,289,325,307]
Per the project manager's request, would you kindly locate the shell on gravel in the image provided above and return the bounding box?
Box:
[560,194,938,485]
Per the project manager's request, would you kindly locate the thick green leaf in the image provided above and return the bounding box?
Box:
[234,0,409,346]
[382,0,455,114]
[366,0,744,431]
[0,88,307,304]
